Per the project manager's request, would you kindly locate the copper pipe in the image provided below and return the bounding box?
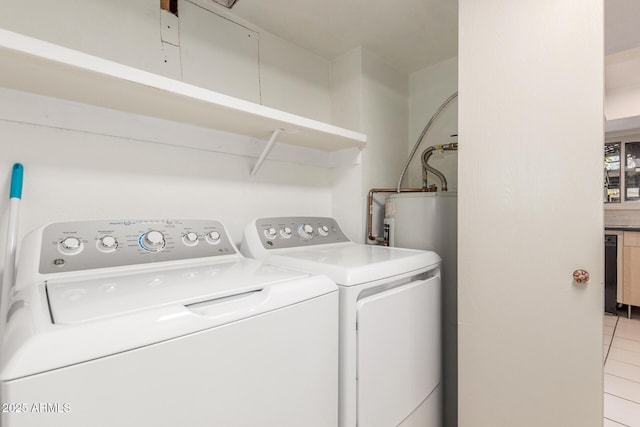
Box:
[367,188,434,243]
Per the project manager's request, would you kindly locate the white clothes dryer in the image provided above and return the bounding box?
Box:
[1,219,338,427]
[241,216,442,427]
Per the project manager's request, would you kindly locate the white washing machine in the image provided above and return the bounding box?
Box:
[0,219,338,427]
[241,216,442,427]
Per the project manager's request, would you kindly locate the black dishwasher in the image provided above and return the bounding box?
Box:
[604,234,618,314]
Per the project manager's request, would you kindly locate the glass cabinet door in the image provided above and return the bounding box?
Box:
[626,142,640,202]
[605,142,620,203]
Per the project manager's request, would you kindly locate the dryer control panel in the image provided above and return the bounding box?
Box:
[39,219,236,274]
[253,217,350,250]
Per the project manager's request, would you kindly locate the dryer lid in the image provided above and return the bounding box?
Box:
[268,242,441,286]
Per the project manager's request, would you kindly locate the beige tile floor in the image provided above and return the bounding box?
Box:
[604,313,640,426]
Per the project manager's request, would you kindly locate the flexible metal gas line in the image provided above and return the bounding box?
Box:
[421,142,459,191]
[396,92,458,193]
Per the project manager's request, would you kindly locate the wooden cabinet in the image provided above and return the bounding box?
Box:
[623,231,640,307]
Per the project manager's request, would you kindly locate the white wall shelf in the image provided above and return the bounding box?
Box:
[0,28,366,161]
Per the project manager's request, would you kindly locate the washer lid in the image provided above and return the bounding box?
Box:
[268,242,441,286]
[2,258,336,380]
[47,258,309,324]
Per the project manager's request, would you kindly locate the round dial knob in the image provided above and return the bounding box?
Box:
[98,235,117,251]
[318,225,329,236]
[140,230,165,252]
[264,227,277,239]
[206,231,221,244]
[298,224,314,240]
[183,232,199,246]
[280,227,293,239]
[60,237,82,253]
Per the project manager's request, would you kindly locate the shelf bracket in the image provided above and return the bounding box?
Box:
[250,128,283,177]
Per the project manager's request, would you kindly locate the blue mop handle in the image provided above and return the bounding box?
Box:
[10,163,23,199]
[1,163,24,334]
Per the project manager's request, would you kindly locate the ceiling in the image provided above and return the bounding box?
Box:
[229,0,637,75]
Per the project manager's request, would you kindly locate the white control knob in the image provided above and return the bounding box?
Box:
[298,224,314,240]
[318,225,329,236]
[280,227,293,239]
[140,230,165,252]
[183,232,199,246]
[98,235,117,251]
[206,231,221,244]
[60,237,82,254]
[264,227,277,239]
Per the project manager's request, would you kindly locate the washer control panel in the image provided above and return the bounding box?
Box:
[254,217,349,249]
[39,219,235,274]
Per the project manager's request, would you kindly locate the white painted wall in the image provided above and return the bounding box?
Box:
[330,48,364,133]
[0,0,164,75]
[329,48,409,243]
[606,47,640,121]
[179,0,261,103]
[601,47,640,132]
[408,57,458,191]
[459,0,604,425]
[361,50,409,189]
[182,0,333,122]
[360,50,409,241]
[606,47,640,91]
[330,49,365,242]
[0,94,332,267]
[0,0,333,123]
[260,31,332,124]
